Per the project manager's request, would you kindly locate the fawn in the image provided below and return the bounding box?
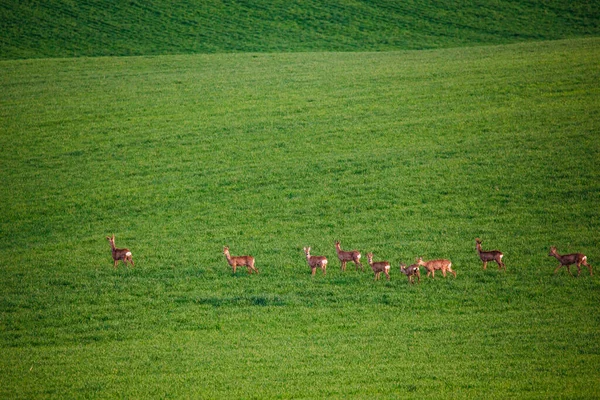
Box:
[548,246,592,277]
[223,246,258,274]
[399,262,420,284]
[335,241,363,272]
[106,234,134,268]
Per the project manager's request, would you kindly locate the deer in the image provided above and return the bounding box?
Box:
[399,262,420,284]
[416,257,456,278]
[366,253,390,281]
[548,246,592,277]
[475,238,505,271]
[106,234,134,268]
[223,246,258,274]
[335,241,363,272]
[303,247,328,276]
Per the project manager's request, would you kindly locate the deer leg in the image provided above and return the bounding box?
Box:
[576,264,581,277]
[311,267,316,277]
[583,261,593,276]
[553,265,561,274]
[566,265,574,277]
[483,261,487,270]
[341,261,346,272]
[233,265,237,274]
[322,265,327,275]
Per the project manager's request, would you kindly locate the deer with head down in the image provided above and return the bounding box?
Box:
[367,253,390,281]
[399,262,420,284]
[335,241,363,272]
[223,246,258,274]
[475,238,505,271]
[416,257,455,278]
[106,234,134,269]
[548,246,592,277]
[304,247,328,277]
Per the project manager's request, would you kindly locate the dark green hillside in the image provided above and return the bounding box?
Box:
[1,0,599,59]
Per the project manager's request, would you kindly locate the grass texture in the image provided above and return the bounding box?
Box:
[1,38,600,397]
[1,0,599,59]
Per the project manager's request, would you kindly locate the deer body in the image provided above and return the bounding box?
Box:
[417,257,455,278]
[399,263,420,284]
[549,246,592,277]
[475,238,505,270]
[106,234,134,268]
[367,253,390,281]
[335,241,363,272]
[223,246,258,274]
[304,247,328,276]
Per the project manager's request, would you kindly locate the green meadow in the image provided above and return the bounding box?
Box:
[1,37,599,398]
[2,0,600,397]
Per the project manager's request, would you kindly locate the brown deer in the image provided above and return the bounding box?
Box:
[548,246,592,277]
[367,253,390,281]
[416,257,456,278]
[399,262,420,284]
[303,247,328,276]
[475,238,505,271]
[335,241,363,272]
[106,234,134,268]
[223,246,258,274]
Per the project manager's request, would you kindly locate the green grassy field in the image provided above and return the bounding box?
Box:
[1,36,599,397]
[1,0,599,59]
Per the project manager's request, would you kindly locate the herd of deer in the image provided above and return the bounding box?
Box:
[107,235,593,281]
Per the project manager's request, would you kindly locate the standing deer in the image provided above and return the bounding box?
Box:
[303,247,328,277]
[548,246,592,277]
[106,234,134,268]
[399,262,420,284]
[335,241,363,272]
[367,253,390,281]
[475,238,505,271]
[223,246,258,274]
[416,257,456,278]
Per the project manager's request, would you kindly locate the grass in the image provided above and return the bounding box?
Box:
[1,0,600,59]
[1,37,600,397]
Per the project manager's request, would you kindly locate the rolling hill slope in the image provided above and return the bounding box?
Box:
[1,0,599,59]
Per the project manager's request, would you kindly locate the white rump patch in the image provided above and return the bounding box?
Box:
[385,265,390,271]
[323,260,328,265]
[500,255,504,260]
[583,256,587,262]
[126,252,132,257]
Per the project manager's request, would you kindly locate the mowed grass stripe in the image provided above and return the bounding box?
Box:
[1,38,599,398]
